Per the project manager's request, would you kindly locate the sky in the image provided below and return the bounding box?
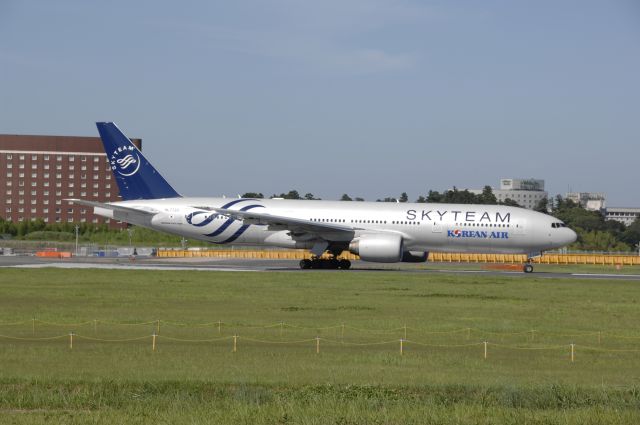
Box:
[1,0,639,205]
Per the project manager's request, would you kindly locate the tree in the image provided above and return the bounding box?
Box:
[501,198,520,207]
[415,196,427,203]
[377,197,397,203]
[272,190,302,199]
[399,192,409,203]
[478,186,497,205]
[241,192,264,198]
[304,193,320,200]
[354,197,365,202]
[426,190,443,203]
[534,198,549,214]
[620,218,640,249]
[340,194,353,201]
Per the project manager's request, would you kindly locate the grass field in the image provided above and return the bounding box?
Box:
[1,268,640,424]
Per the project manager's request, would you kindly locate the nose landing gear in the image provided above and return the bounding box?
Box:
[299,257,351,270]
[523,263,534,273]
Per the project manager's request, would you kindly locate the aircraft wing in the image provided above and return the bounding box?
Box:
[207,207,359,235]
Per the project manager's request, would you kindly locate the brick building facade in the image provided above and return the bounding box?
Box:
[0,134,141,228]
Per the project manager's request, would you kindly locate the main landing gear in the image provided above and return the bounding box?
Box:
[523,263,534,273]
[299,258,351,270]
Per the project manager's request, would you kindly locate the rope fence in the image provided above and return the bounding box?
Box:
[2,319,640,361]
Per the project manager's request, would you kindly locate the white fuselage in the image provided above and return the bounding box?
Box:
[97,197,577,255]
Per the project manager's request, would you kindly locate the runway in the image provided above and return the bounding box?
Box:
[2,256,640,280]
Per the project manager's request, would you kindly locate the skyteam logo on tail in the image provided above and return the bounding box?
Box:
[110,146,141,177]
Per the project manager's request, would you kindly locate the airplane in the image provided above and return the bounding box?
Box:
[68,122,577,273]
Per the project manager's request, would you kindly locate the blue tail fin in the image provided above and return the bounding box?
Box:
[96,122,181,200]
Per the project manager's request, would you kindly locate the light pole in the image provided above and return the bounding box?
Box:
[74,225,79,257]
[127,228,134,254]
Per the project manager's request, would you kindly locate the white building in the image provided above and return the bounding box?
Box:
[468,178,548,210]
[605,208,640,226]
[566,192,606,211]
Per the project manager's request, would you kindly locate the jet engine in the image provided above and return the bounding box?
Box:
[401,251,429,263]
[348,233,403,263]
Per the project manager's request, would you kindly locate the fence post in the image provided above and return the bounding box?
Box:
[404,324,407,340]
[94,319,98,335]
[316,336,320,354]
[341,323,345,342]
[233,335,237,353]
[483,341,487,359]
[598,331,601,345]
[530,329,535,342]
[152,333,157,351]
[400,338,404,355]
[69,333,74,349]
[467,327,471,340]
[156,320,160,335]
[570,343,575,362]
[280,322,284,338]
[218,320,221,335]
[32,318,35,335]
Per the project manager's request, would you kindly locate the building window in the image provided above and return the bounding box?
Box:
[93,174,99,180]
[19,172,24,178]
[18,208,24,213]
[44,200,49,205]
[31,155,37,160]
[31,182,37,187]
[93,192,99,197]
[56,165,62,170]
[18,181,24,187]
[69,156,75,161]
[31,173,37,178]
[44,217,49,223]
[81,174,87,180]
[30,190,36,196]
[18,190,24,195]
[6,181,11,187]
[56,217,61,223]
[68,192,74,196]
[5,207,11,213]
[43,208,48,214]
[69,174,74,179]
[44,182,49,187]
[19,163,24,169]
[31,199,36,205]
[82,156,87,162]
[44,173,49,178]
[81,191,86,197]
[93,218,98,223]
[31,208,36,213]
[55,208,61,213]
[56,155,62,161]
[19,155,25,160]
[56,183,62,188]
[69,165,75,171]
[31,164,37,169]
[5,199,10,204]
[6,154,12,160]
[56,192,62,197]
[81,209,87,215]
[106,184,111,189]
[44,155,49,161]
[5,190,11,195]
[94,157,99,162]
[93,183,99,189]
[105,192,111,197]
[7,164,12,169]
[18,199,24,205]
[6,172,12,178]
[81,165,87,171]
[80,218,86,223]
[93,166,99,171]
[56,174,62,179]
[67,218,74,223]
[44,164,49,170]
[106,174,111,180]
[81,183,86,188]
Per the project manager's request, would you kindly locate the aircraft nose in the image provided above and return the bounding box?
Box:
[564,228,578,245]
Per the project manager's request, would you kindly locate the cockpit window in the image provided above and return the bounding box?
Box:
[551,222,567,228]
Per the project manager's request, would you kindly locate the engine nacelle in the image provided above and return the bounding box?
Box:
[402,251,429,263]
[348,233,403,263]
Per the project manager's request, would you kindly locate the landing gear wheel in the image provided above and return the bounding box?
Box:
[299,259,312,269]
[523,264,534,273]
[338,259,351,270]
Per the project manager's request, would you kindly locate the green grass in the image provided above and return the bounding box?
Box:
[1,269,640,423]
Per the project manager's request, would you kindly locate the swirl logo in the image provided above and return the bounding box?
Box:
[110,146,142,177]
